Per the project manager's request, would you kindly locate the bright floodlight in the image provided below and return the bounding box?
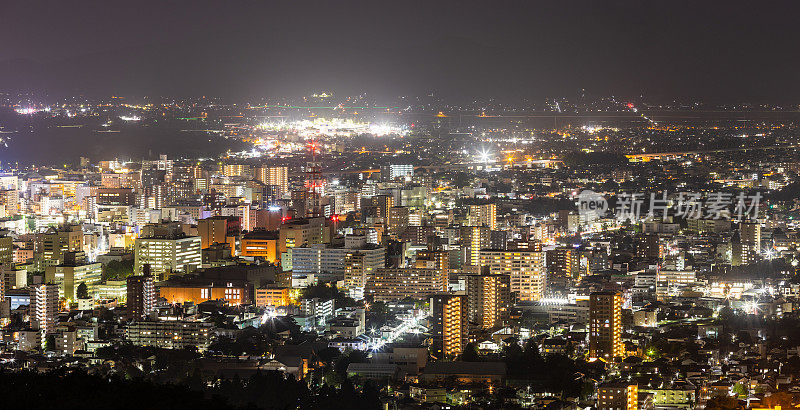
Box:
[477,147,492,163]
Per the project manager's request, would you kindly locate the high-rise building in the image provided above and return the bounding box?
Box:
[387,206,410,239]
[363,194,393,220]
[468,203,497,230]
[134,223,202,275]
[240,230,280,263]
[480,245,545,302]
[0,234,13,267]
[127,271,155,319]
[44,251,102,301]
[39,225,83,268]
[255,166,289,198]
[0,189,19,217]
[636,234,661,260]
[366,268,448,302]
[462,226,491,266]
[546,246,581,289]
[291,244,349,279]
[168,163,198,202]
[589,291,624,360]
[221,163,252,178]
[197,216,240,253]
[381,164,414,181]
[430,294,467,359]
[459,273,511,330]
[738,221,761,264]
[30,283,59,334]
[278,217,331,255]
[415,247,449,271]
[343,246,386,290]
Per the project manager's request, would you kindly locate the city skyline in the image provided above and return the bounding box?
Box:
[1,2,800,410]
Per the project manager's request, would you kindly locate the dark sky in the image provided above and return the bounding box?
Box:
[1,1,799,103]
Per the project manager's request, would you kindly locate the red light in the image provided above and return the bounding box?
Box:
[627,102,634,109]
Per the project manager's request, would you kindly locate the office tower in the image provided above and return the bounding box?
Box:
[589,291,624,360]
[597,382,638,410]
[30,283,59,334]
[134,223,202,275]
[240,230,280,263]
[127,271,155,319]
[480,244,545,302]
[97,187,136,205]
[255,166,289,198]
[468,203,497,230]
[291,244,349,278]
[366,268,448,302]
[44,251,102,301]
[40,225,83,268]
[430,294,467,359]
[462,225,491,266]
[460,273,511,329]
[278,217,331,255]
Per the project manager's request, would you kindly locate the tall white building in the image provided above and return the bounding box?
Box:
[291,244,349,279]
[30,283,59,334]
[134,224,202,275]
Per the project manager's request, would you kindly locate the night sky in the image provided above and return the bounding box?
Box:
[1,0,799,102]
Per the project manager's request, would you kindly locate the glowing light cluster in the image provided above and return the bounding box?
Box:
[15,106,51,115]
[257,117,408,138]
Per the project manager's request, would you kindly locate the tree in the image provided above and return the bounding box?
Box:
[731,382,747,398]
[461,342,481,362]
[76,282,89,299]
[44,335,55,352]
[705,395,744,410]
[101,259,134,281]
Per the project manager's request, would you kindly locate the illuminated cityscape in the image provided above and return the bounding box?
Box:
[1,1,800,409]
